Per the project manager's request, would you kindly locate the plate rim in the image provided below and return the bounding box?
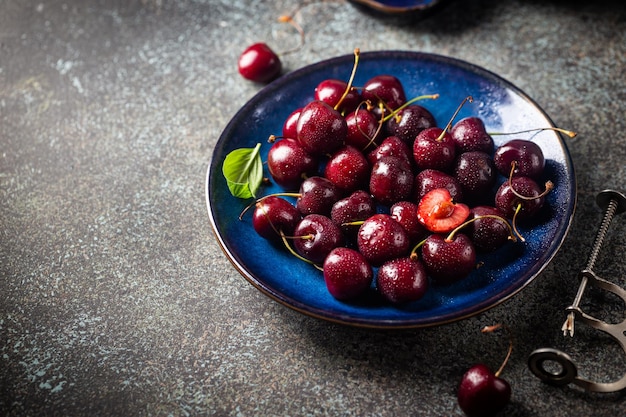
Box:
[205,50,577,329]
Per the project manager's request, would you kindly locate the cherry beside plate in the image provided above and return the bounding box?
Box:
[206,51,576,329]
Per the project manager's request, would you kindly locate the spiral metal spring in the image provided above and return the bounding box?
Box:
[528,190,626,393]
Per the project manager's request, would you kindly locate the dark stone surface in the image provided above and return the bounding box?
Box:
[1,0,625,415]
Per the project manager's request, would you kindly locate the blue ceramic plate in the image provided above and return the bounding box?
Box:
[348,0,447,15]
[206,51,576,329]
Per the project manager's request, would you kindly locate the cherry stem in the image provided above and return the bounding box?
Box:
[335,48,360,112]
[381,93,440,123]
[239,192,301,220]
[445,214,516,243]
[277,15,305,55]
[409,237,429,260]
[489,127,577,138]
[511,203,525,242]
[481,323,513,378]
[507,162,554,201]
[437,95,473,141]
[280,230,316,265]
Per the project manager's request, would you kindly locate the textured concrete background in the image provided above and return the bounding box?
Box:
[1,0,625,416]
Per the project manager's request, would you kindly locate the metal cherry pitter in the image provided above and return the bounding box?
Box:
[528,189,626,393]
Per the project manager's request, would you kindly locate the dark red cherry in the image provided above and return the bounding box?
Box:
[237,43,282,83]
[367,136,413,167]
[458,363,511,417]
[296,100,347,156]
[296,176,342,216]
[331,190,376,236]
[414,169,464,203]
[357,214,410,267]
[494,176,547,221]
[390,201,429,244]
[468,206,512,252]
[413,127,456,172]
[450,116,494,154]
[282,108,302,139]
[293,214,344,264]
[324,145,371,194]
[252,196,301,241]
[385,104,436,146]
[323,247,373,300]
[454,151,496,198]
[369,156,414,206]
[421,233,476,285]
[267,138,318,190]
[376,257,429,304]
[493,139,545,179]
[345,108,379,150]
[361,74,407,116]
[314,79,361,114]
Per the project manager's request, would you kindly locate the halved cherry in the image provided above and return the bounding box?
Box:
[417,188,470,233]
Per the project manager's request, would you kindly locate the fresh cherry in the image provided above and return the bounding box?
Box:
[367,135,413,167]
[468,206,514,252]
[361,74,407,117]
[494,176,549,221]
[417,188,470,234]
[376,257,429,304]
[293,214,344,264]
[413,126,456,172]
[390,201,428,244]
[267,137,318,190]
[493,139,545,179]
[454,151,496,199]
[323,247,373,300]
[385,104,436,146]
[296,100,347,156]
[450,116,494,154]
[330,190,376,236]
[251,196,301,241]
[282,107,302,139]
[324,145,371,194]
[237,42,282,83]
[314,79,361,114]
[458,324,513,417]
[345,108,380,150]
[295,176,342,217]
[420,232,476,285]
[414,169,464,203]
[357,214,410,267]
[369,156,414,206]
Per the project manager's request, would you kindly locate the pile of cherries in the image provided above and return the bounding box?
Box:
[244,54,554,307]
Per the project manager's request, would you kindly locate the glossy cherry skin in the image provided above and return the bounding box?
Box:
[458,364,511,417]
[367,136,413,167]
[357,214,410,267]
[252,196,301,241]
[296,100,347,156]
[414,169,464,203]
[450,116,494,154]
[237,43,282,83]
[454,151,496,199]
[376,257,429,304]
[314,79,361,114]
[493,139,545,179]
[413,127,456,172]
[331,190,376,237]
[390,201,429,244]
[296,176,342,217]
[468,206,511,252]
[421,233,476,285]
[494,176,546,221]
[267,138,318,190]
[293,214,344,264]
[369,156,414,206]
[323,247,373,301]
[361,74,407,116]
[282,108,302,139]
[385,104,436,146]
[345,108,379,151]
[324,145,371,194]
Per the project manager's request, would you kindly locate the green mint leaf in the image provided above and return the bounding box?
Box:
[222,143,263,199]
